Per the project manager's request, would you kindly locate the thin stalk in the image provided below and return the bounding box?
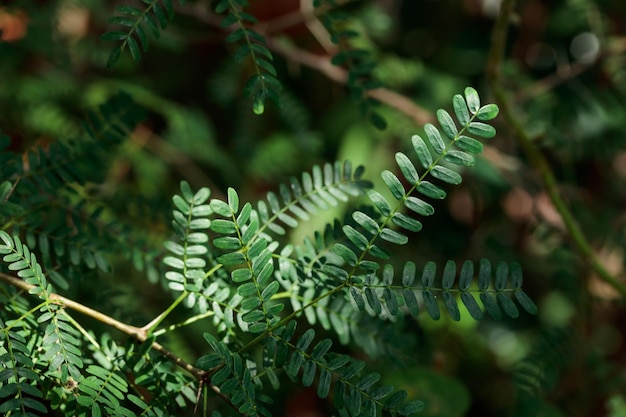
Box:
[486,0,626,299]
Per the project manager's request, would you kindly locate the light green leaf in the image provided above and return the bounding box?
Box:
[464,87,480,113]
[437,109,458,139]
[468,122,496,138]
[412,135,432,169]
[476,104,499,121]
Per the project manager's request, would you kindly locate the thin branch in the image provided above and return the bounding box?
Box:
[0,271,207,379]
[486,0,626,299]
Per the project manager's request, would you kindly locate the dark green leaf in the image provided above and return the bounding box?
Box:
[423,290,440,320]
[497,293,519,318]
[515,290,538,315]
[442,260,456,289]
[461,292,483,320]
[442,291,460,321]
[459,260,474,290]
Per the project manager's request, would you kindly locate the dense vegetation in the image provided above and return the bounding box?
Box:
[1,1,625,416]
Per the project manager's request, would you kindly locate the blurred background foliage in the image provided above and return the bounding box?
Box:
[1,0,626,416]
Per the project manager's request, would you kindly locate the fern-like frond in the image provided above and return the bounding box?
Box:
[101,0,186,68]
[324,88,498,278]
[198,333,271,417]
[256,161,372,236]
[164,181,212,296]
[0,320,47,416]
[314,0,386,129]
[348,259,537,321]
[268,322,423,417]
[214,0,281,114]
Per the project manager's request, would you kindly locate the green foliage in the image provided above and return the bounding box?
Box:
[6,1,626,416]
[314,0,386,129]
[0,79,537,416]
[213,0,281,114]
[101,0,186,68]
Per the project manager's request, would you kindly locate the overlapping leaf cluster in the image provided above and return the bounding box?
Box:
[0,86,538,417]
[101,0,186,68]
[314,0,386,129]
[214,0,281,114]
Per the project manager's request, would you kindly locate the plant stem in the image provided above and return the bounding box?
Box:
[486,0,626,299]
[0,271,206,378]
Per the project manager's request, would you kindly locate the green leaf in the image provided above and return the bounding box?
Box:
[456,135,484,154]
[437,109,458,139]
[318,369,332,398]
[100,31,129,41]
[350,287,365,311]
[478,258,491,290]
[424,124,446,155]
[353,211,380,235]
[332,243,358,266]
[401,262,415,286]
[227,187,239,213]
[367,190,392,217]
[365,287,382,315]
[515,290,538,315]
[444,150,474,166]
[416,181,446,199]
[404,197,434,216]
[403,289,419,316]
[443,291,460,321]
[461,292,483,320]
[431,165,462,185]
[453,94,470,125]
[392,212,422,232]
[423,290,440,320]
[476,104,499,121]
[467,122,496,138]
[421,261,436,287]
[126,36,141,61]
[497,293,519,318]
[442,260,456,289]
[412,135,433,169]
[480,293,502,319]
[395,152,419,184]
[459,260,474,290]
[381,171,405,200]
[380,228,408,245]
[464,87,480,113]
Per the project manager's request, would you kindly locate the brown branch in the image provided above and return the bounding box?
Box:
[0,271,208,379]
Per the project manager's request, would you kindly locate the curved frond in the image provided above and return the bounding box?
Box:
[348,259,538,321]
[101,0,186,68]
[0,320,47,416]
[214,0,281,114]
[314,0,386,129]
[270,323,423,417]
[256,161,372,236]
[164,181,212,295]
